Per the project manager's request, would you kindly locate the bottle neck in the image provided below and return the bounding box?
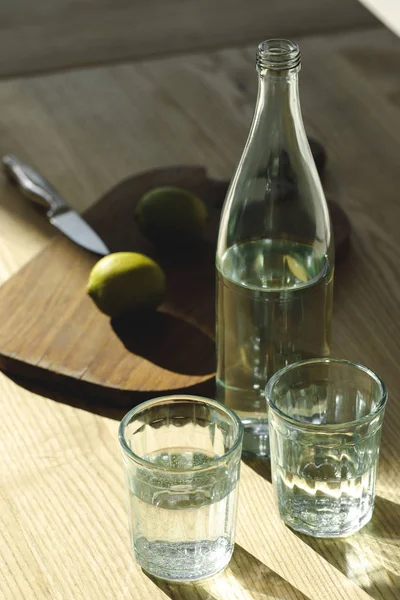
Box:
[256,69,302,132]
[253,39,305,143]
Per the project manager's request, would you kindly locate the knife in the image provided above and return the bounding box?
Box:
[2,155,109,256]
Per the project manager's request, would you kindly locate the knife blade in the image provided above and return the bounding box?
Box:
[2,155,109,256]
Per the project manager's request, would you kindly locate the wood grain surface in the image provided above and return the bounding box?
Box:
[1,21,400,600]
[0,0,378,78]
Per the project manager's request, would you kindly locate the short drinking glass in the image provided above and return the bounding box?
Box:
[266,359,387,537]
[119,395,243,581]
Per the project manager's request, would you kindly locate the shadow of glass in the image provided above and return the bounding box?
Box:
[295,495,400,600]
[111,311,215,376]
[146,544,310,600]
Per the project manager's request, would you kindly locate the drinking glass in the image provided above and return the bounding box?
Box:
[119,395,243,581]
[266,359,387,537]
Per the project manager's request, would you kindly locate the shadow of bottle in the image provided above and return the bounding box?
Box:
[111,311,215,377]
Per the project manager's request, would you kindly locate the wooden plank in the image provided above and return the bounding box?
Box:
[1,25,400,599]
[0,0,379,78]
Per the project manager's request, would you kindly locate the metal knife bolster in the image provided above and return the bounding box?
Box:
[2,154,110,255]
[2,155,69,218]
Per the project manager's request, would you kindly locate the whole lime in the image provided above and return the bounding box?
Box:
[86,252,166,317]
[135,186,208,245]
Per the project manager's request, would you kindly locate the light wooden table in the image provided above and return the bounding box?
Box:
[1,2,400,599]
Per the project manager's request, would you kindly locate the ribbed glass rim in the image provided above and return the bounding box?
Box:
[118,394,244,472]
[256,38,301,72]
[266,358,388,430]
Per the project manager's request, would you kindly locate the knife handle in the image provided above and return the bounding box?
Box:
[2,155,69,218]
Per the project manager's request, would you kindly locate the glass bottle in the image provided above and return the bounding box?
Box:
[216,39,334,457]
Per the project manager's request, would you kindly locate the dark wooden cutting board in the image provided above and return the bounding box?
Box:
[0,166,350,404]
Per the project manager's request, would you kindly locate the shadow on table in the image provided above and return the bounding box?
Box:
[295,495,400,600]
[146,544,310,600]
[6,370,216,421]
[242,456,272,483]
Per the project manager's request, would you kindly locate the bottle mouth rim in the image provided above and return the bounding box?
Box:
[256,39,301,72]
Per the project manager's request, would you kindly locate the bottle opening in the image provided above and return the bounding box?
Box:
[256,39,301,72]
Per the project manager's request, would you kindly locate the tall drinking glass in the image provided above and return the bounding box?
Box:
[266,359,387,537]
[119,395,243,581]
